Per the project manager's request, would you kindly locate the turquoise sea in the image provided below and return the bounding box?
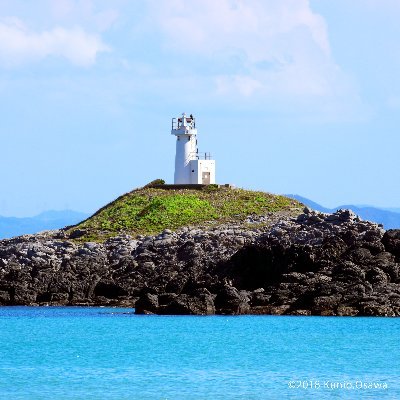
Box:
[0,307,399,399]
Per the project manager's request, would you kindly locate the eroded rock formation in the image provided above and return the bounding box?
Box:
[1,209,400,316]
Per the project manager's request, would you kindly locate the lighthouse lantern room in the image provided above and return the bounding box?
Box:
[171,113,216,185]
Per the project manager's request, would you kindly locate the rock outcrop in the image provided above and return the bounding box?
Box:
[1,209,400,316]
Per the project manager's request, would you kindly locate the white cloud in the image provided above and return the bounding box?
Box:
[216,75,262,97]
[0,17,109,67]
[146,0,351,102]
[150,0,330,57]
[0,0,366,120]
[49,0,120,32]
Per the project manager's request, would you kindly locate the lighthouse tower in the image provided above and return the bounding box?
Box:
[171,113,215,185]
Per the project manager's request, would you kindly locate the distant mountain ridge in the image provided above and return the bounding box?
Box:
[0,210,89,239]
[286,194,400,229]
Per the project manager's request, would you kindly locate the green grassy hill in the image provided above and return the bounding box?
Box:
[67,183,302,241]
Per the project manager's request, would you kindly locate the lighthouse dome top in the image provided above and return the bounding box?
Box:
[171,112,197,136]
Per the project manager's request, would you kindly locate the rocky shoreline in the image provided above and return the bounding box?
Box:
[1,208,400,316]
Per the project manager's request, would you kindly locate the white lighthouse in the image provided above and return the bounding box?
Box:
[171,113,216,185]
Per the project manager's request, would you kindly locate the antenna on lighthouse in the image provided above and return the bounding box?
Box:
[171,113,215,185]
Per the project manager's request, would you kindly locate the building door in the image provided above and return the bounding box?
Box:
[202,172,211,184]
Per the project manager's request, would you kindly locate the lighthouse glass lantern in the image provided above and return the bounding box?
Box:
[171,113,216,185]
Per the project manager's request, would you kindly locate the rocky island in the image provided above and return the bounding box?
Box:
[1,183,400,316]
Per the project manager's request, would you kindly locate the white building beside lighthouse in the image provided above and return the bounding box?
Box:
[171,113,216,185]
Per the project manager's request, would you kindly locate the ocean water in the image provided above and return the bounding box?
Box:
[0,307,399,400]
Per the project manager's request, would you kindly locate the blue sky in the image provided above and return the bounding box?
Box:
[1,0,400,216]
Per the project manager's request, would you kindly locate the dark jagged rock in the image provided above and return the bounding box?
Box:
[135,290,159,314]
[159,288,215,315]
[214,285,250,315]
[1,209,400,316]
[382,229,400,258]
